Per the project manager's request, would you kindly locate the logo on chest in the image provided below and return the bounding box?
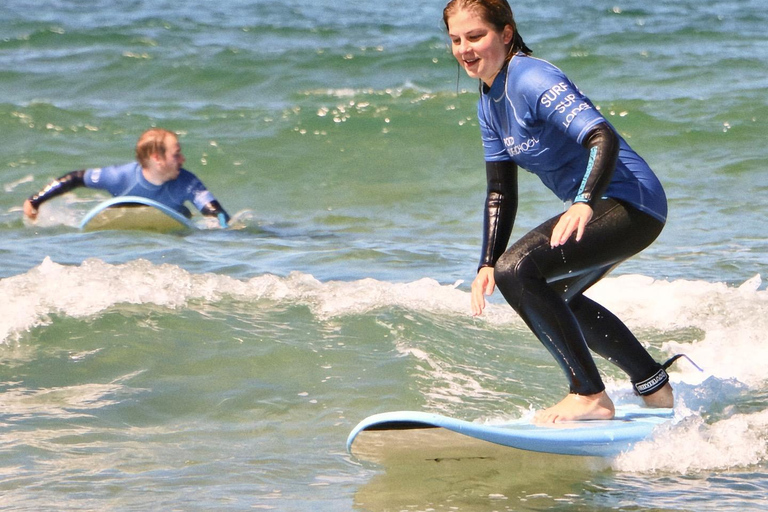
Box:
[503,136,539,157]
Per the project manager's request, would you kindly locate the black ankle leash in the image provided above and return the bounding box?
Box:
[662,354,704,372]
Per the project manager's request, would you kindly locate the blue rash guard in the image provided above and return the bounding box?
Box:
[84,162,217,218]
[478,53,667,223]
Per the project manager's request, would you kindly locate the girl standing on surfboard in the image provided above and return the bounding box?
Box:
[443,0,674,423]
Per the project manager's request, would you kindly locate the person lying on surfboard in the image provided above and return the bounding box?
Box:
[443,0,675,423]
[23,128,230,227]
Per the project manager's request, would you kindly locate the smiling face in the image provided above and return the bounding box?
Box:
[447,7,514,87]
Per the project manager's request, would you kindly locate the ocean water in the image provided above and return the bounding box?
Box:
[1,0,767,510]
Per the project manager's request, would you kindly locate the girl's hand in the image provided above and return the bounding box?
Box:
[471,266,496,316]
[551,203,593,247]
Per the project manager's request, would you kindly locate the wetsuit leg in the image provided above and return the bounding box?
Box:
[493,199,664,395]
[569,295,666,390]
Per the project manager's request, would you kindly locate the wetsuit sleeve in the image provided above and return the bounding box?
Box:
[28,170,86,208]
[200,200,230,227]
[573,123,619,206]
[479,160,518,270]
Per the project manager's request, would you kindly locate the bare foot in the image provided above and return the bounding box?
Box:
[641,382,674,408]
[534,391,615,424]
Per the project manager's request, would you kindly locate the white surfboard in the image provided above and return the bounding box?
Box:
[79,196,197,233]
[347,404,673,459]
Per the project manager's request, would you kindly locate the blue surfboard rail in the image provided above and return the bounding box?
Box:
[347,405,673,457]
[79,196,197,231]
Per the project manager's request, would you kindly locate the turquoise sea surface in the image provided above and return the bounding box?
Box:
[1,0,767,510]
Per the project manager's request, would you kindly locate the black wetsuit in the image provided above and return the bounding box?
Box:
[475,53,671,397]
[480,133,669,397]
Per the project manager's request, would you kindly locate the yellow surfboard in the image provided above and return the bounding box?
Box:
[80,196,197,233]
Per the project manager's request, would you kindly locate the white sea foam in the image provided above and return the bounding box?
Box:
[0,257,474,343]
[5,259,767,391]
[614,406,768,473]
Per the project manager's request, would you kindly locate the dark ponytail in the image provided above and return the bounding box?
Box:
[510,27,532,57]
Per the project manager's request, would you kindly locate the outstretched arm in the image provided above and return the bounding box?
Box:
[24,170,86,220]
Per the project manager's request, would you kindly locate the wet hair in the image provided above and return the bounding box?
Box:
[135,128,177,168]
[443,0,532,60]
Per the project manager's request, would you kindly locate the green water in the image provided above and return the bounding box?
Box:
[1,1,767,510]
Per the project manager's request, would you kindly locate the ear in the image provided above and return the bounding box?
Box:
[503,25,514,46]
